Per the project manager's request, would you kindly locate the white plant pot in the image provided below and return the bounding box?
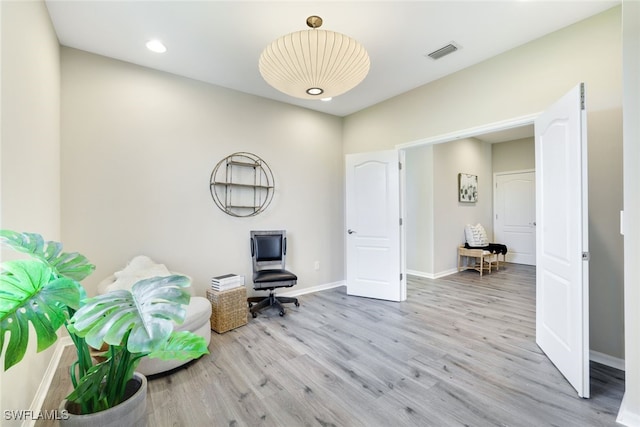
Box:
[59,372,147,427]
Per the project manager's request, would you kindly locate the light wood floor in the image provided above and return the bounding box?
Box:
[37,264,624,426]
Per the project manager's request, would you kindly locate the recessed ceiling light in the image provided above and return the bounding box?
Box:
[321,97,333,102]
[146,39,167,53]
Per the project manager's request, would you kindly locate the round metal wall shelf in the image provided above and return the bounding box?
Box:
[209,152,274,217]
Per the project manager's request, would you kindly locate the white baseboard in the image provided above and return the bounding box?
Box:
[590,350,625,371]
[407,268,459,280]
[278,280,345,297]
[617,393,640,426]
[406,269,433,279]
[434,268,459,279]
[23,336,73,427]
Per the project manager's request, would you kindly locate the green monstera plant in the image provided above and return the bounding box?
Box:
[0,230,209,414]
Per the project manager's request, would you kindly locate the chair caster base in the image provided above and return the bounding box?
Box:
[247,293,299,318]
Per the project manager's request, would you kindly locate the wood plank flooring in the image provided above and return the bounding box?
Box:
[36,264,624,426]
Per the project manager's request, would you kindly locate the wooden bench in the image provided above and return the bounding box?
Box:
[457,245,497,276]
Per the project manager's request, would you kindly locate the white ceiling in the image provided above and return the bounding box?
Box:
[45,0,617,121]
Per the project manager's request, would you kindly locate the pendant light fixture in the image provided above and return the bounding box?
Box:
[259,16,370,100]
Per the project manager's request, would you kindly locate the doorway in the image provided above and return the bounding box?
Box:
[397,84,590,398]
[401,117,536,279]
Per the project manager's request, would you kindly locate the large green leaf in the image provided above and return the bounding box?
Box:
[0,260,82,370]
[147,330,209,361]
[0,230,95,281]
[69,275,192,353]
[65,357,112,403]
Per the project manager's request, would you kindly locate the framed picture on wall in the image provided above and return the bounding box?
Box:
[458,173,478,203]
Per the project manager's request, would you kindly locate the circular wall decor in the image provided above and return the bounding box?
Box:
[209,152,274,217]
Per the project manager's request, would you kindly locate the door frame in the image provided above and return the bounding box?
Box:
[396,114,539,151]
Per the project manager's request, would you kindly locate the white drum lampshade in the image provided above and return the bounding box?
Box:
[259,16,370,100]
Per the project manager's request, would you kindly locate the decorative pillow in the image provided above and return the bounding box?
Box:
[104,256,172,293]
[114,255,156,279]
[475,223,489,246]
[465,224,489,247]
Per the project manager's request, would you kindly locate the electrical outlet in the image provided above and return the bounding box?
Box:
[314,261,320,270]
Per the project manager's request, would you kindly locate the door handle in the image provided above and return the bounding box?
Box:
[347,229,357,234]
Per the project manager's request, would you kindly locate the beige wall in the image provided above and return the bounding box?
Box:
[405,145,433,274]
[433,138,493,274]
[0,1,61,423]
[344,8,624,360]
[492,137,535,173]
[60,48,345,299]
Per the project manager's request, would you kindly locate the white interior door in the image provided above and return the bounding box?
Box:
[494,171,536,265]
[535,83,589,398]
[345,150,406,301]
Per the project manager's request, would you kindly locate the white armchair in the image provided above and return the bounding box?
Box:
[97,255,212,376]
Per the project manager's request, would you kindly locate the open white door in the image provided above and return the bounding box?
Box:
[535,83,589,398]
[345,150,406,301]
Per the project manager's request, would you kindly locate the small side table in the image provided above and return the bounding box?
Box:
[206,287,248,333]
[457,245,495,276]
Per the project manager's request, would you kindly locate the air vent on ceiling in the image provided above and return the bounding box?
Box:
[427,42,460,60]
